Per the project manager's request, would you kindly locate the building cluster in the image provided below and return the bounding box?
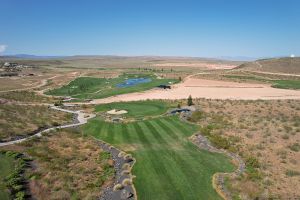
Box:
[1,62,31,72]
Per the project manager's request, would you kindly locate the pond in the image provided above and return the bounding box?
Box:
[116,78,152,88]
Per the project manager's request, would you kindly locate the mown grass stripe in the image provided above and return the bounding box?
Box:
[121,123,131,144]
[153,118,180,140]
[105,123,115,143]
[113,124,122,144]
[162,117,191,136]
[162,149,201,199]
[159,118,186,138]
[133,122,152,147]
[95,121,104,138]
[126,123,140,144]
[143,120,168,145]
[146,150,185,200]
[99,121,110,138]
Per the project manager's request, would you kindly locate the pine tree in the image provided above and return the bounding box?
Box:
[187,95,193,106]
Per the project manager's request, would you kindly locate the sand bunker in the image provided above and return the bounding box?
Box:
[107,109,128,115]
[91,78,300,104]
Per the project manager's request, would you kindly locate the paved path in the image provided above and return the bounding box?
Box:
[0,106,95,147]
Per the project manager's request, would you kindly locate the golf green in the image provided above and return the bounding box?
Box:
[95,100,171,118]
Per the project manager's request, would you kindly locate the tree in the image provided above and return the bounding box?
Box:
[187,95,193,106]
[178,76,182,81]
[177,103,181,108]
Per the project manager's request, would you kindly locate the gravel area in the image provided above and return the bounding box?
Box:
[97,140,136,200]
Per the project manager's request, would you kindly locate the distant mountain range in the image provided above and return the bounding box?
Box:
[0,54,65,59]
[0,54,295,62]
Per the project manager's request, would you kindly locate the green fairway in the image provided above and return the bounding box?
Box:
[0,154,14,200]
[83,114,235,200]
[223,75,300,90]
[95,100,171,118]
[272,80,300,90]
[46,73,178,99]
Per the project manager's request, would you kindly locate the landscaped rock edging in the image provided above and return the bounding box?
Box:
[94,138,137,200]
[190,133,245,200]
[0,105,95,147]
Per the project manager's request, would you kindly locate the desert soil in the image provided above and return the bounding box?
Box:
[90,78,300,104]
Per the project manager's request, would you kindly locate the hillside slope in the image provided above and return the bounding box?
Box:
[236,57,300,74]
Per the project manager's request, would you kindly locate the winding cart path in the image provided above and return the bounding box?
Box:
[0,106,95,147]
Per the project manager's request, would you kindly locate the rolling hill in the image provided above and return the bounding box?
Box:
[235,57,300,74]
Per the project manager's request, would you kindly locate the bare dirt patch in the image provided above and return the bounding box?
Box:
[90,78,300,104]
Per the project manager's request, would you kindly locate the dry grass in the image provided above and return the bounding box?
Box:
[0,104,72,141]
[181,98,300,199]
[14,129,115,200]
[0,91,53,103]
[237,57,300,74]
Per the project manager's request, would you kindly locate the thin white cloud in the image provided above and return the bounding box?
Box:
[0,45,7,53]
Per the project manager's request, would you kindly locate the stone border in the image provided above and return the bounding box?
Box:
[95,138,137,200]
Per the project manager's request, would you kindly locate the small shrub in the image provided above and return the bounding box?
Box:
[121,170,130,175]
[189,111,204,122]
[54,101,63,106]
[118,152,125,158]
[99,151,111,160]
[289,143,300,152]
[286,170,300,177]
[122,178,132,186]
[122,163,130,170]
[124,154,133,161]
[245,156,260,168]
[113,183,124,191]
[281,134,289,140]
[15,191,25,200]
[187,95,193,106]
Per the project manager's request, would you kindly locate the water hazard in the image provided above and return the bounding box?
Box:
[116,78,152,88]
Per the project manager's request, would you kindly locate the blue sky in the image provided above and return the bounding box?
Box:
[0,0,299,58]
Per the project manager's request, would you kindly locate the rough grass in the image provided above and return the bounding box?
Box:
[16,129,115,199]
[187,98,300,199]
[95,100,171,118]
[0,154,14,200]
[84,114,234,200]
[0,104,72,141]
[0,91,53,103]
[272,80,300,90]
[223,74,300,90]
[46,73,178,100]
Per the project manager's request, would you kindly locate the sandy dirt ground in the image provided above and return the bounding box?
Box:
[90,78,300,104]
